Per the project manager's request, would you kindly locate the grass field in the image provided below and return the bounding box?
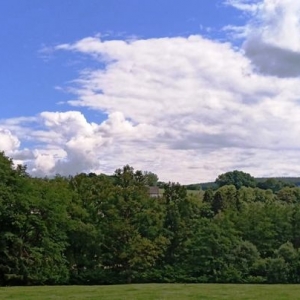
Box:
[1,284,300,300]
[159,188,203,198]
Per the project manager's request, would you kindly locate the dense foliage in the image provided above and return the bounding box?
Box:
[1,152,300,285]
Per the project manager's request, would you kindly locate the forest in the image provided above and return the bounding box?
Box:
[1,151,300,285]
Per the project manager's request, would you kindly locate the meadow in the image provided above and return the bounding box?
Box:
[1,284,299,300]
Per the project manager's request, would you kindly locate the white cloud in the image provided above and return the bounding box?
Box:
[225,0,260,13]
[0,129,20,153]
[227,0,300,77]
[6,110,158,178]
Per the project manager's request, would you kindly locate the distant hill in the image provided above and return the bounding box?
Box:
[185,177,300,191]
[255,177,300,185]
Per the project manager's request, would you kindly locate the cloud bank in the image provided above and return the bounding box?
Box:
[2,0,300,183]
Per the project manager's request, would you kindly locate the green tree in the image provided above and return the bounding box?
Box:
[290,204,300,248]
[99,166,167,283]
[232,240,260,281]
[187,217,241,283]
[203,189,214,204]
[143,171,159,186]
[275,242,300,283]
[66,173,106,284]
[0,153,70,285]
[26,177,70,284]
[257,178,294,193]
[215,170,256,189]
[235,201,292,258]
[163,183,187,266]
[277,187,300,203]
[161,182,200,276]
[212,185,237,214]
[236,186,256,203]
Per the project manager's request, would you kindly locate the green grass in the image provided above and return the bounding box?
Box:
[159,189,203,198]
[1,284,300,300]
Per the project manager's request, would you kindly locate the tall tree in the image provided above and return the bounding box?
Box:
[0,153,69,285]
[162,182,200,271]
[99,166,167,283]
[212,185,237,214]
[143,171,159,186]
[215,170,256,189]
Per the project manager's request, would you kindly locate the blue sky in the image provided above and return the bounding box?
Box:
[1,0,300,183]
[1,0,240,119]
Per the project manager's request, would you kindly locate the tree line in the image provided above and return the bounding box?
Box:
[1,152,300,285]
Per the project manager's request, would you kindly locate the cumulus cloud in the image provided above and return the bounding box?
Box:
[227,0,300,77]
[0,129,20,153]
[2,110,157,178]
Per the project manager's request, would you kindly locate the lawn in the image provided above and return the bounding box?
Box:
[159,188,203,198]
[0,284,299,300]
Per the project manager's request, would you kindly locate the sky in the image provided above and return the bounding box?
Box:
[1,0,300,184]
